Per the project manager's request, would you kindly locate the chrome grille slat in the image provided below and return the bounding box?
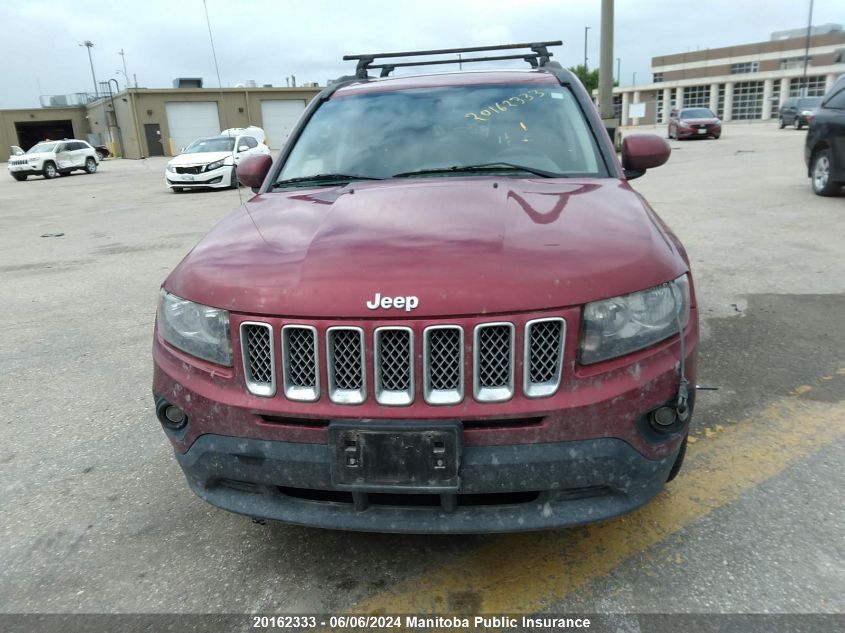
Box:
[374,327,414,405]
[524,318,565,398]
[423,326,464,405]
[281,325,319,401]
[240,322,276,397]
[473,323,515,402]
[327,327,366,404]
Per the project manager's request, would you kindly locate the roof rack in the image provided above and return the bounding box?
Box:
[343,41,562,79]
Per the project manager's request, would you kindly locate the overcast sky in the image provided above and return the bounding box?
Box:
[1,0,841,109]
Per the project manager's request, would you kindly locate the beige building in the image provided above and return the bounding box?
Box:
[614,24,845,126]
[2,86,322,160]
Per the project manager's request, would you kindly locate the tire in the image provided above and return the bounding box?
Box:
[793,117,802,130]
[778,116,785,129]
[712,134,721,139]
[810,149,842,196]
[666,435,688,483]
[96,150,106,161]
[229,166,239,189]
[12,173,27,181]
[84,157,97,174]
[42,162,58,179]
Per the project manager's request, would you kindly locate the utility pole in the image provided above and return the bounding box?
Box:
[616,58,621,84]
[583,26,591,82]
[599,0,614,120]
[79,41,98,98]
[118,49,130,90]
[801,0,814,96]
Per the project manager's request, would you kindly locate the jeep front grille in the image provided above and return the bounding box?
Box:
[473,323,515,402]
[423,326,464,405]
[374,327,414,405]
[240,317,566,404]
[281,325,319,401]
[241,322,276,397]
[524,318,565,398]
[327,327,366,404]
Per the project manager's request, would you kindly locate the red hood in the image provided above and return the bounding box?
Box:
[165,177,688,318]
[679,118,720,125]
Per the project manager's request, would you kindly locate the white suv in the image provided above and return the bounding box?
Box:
[8,140,99,181]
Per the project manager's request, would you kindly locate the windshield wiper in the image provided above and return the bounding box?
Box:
[274,173,383,188]
[392,163,564,179]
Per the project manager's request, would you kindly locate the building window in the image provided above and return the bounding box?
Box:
[730,62,759,74]
[789,76,827,97]
[780,56,812,70]
[613,94,622,120]
[770,81,781,118]
[653,73,663,83]
[656,90,664,121]
[732,80,764,119]
[717,84,725,118]
[684,85,711,109]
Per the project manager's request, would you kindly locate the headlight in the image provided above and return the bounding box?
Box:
[165,163,174,172]
[801,110,813,116]
[205,159,226,171]
[157,290,232,365]
[579,274,690,365]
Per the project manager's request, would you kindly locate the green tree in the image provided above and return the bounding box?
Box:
[568,65,617,92]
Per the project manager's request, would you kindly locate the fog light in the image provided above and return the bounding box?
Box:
[155,396,188,430]
[652,406,677,427]
[164,405,186,425]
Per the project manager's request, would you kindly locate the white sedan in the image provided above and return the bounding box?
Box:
[164,128,271,192]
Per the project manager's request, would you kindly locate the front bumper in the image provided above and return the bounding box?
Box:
[677,125,720,139]
[8,162,41,174]
[165,164,231,189]
[175,432,681,533]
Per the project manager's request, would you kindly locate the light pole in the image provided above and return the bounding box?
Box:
[616,58,621,84]
[79,40,98,98]
[583,26,591,82]
[800,0,814,96]
[118,48,131,90]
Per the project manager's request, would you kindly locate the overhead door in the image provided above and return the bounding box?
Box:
[260,100,306,150]
[165,102,221,154]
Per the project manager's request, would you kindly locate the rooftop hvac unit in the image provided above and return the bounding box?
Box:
[172,78,204,88]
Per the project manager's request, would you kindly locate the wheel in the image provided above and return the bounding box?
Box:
[793,117,802,130]
[811,149,842,196]
[712,134,721,139]
[12,173,27,181]
[229,166,239,189]
[84,157,98,174]
[96,150,106,161]
[42,162,58,179]
[666,435,688,483]
[778,117,785,129]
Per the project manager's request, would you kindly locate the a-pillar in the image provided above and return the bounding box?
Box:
[762,78,774,119]
[723,82,734,121]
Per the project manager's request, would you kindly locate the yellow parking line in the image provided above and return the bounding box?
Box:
[351,391,845,614]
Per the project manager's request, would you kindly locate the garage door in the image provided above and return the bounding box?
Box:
[261,100,306,150]
[165,102,221,154]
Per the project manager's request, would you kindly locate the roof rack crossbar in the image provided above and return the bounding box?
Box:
[343,41,562,79]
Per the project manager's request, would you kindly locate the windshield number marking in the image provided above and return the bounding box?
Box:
[465,90,546,122]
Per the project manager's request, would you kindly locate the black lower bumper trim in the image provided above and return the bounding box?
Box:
[175,434,678,533]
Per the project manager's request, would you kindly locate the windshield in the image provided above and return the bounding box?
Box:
[680,108,715,119]
[27,142,58,154]
[278,82,605,184]
[798,98,822,108]
[183,137,235,153]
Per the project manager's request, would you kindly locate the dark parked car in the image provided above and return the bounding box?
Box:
[805,75,845,196]
[779,96,823,130]
[152,43,698,533]
[668,107,721,140]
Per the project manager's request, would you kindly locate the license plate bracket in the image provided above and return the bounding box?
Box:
[329,421,462,492]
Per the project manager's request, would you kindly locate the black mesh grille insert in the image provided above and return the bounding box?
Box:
[329,329,363,390]
[377,329,411,391]
[285,327,317,387]
[244,324,273,384]
[528,320,563,384]
[477,325,512,388]
[427,328,462,390]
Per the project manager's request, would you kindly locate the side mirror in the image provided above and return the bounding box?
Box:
[237,154,273,190]
[238,145,249,153]
[621,134,671,180]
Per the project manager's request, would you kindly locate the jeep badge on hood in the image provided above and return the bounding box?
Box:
[366,293,419,311]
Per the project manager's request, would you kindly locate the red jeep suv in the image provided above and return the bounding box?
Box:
[152,43,698,533]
